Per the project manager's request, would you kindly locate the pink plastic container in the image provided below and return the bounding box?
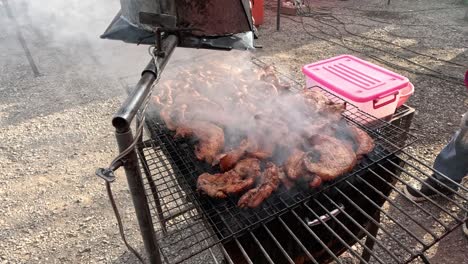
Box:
[302,55,411,120]
[396,82,414,108]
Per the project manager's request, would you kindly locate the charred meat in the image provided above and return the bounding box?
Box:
[347,125,375,158]
[175,121,224,164]
[238,162,280,208]
[197,170,255,199]
[308,175,323,189]
[233,158,262,179]
[284,149,306,180]
[304,135,357,181]
[216,139,251,171]
[278,167,295,190]
[153,62,377,208]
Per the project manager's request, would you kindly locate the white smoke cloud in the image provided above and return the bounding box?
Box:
[3,0,150,85]
[20,0,118,43]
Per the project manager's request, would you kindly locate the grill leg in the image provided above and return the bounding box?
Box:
[360,211,381,264]
[116,129,162,264]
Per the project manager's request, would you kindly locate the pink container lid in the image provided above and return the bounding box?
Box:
[302,55,409,102]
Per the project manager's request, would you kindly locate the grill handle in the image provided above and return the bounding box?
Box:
[307,204,344,227]
[112,35,178,133]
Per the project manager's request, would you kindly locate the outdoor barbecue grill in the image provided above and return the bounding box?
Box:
[106,58,468,263]
[97,1,468,263]
[134,94,468,264]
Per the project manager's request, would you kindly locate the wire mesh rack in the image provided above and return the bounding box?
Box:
[218,150,468,264]
[106,52,468,264]
[133,81,443,263]
[137,126,468,263]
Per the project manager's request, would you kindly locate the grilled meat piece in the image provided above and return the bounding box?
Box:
[230,134,275,160]
[175,121,224,164]
[304,135,357,181]
[302,118,334,138]
[160,106,175,130]
[152,82,174,108]
[216,139,251,171]
[308,175,323,188]
[250,80,279,97]
[197,170,255,199]
[245,135,276,160]
[233,158,262,179]
[194,133,224,164]
[161,82,174,105]
[278,167,295,190]
[259,66,290,92]
[326,103,346,114]
[152,96,164,108]
[156,63,374,207]
[302,89,346,112]
[347,126,375,158]
[280,132,305,149]
[303,117,349,140]
[172,95,232,127]
[302,89,330,106]
[238,162,280,208]
[246,139,275,159]
[284,149,306,180]
[301,89,346,120]
[247,113,289,158]
[246,150,274,160]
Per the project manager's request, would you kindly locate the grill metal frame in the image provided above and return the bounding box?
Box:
[139,85,416,260]
[136,104,468,263]
[109,56,467,264]
[143,87,415,238]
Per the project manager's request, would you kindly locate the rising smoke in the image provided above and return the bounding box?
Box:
[153,49,351,166]
[4,0,149,77]
[23,0,115,41]
[0,0,154,124]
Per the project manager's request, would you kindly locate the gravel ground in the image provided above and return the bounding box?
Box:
[0,0,467,263]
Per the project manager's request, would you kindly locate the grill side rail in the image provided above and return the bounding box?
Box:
[137,96,467,264]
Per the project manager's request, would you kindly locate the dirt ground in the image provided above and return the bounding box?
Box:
[0,0,467,263]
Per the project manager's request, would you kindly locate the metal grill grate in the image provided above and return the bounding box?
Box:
[110,54,468,263]
[131,82,459,263]
[219,151,468,264]
[138,136,468,263]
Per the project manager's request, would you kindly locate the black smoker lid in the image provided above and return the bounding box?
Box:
[100,10,254,50]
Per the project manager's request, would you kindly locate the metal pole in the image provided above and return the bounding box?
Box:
[115,129,162,264]
[113,35,178,133]
[111,35,178,264]
[276,0,281,31]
